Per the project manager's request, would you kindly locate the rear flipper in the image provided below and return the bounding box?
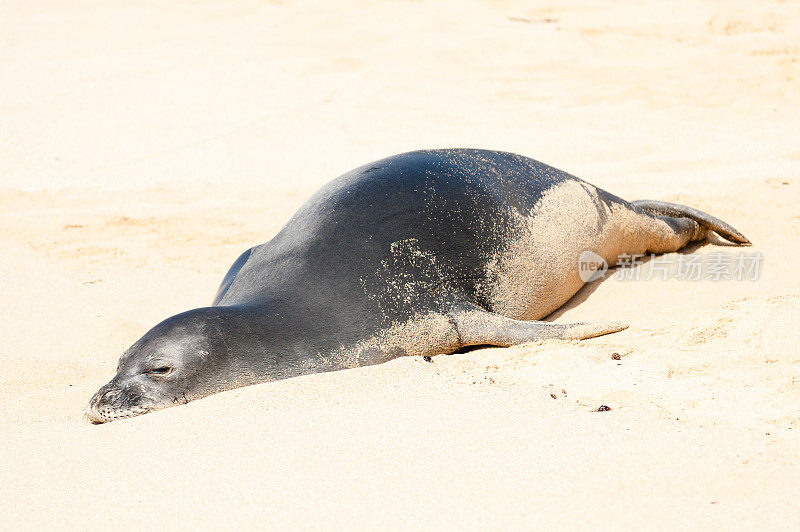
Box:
[451,308,628,349]
[631,200,750,245]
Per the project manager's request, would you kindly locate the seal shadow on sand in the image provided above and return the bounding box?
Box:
[545,235,740,322]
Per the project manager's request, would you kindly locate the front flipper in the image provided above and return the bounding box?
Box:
[451,308,628,348]
[212,247,253,305]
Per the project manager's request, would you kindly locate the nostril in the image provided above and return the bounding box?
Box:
[102,389,120,401]
[100,390,122,407]
[90,386,120,407]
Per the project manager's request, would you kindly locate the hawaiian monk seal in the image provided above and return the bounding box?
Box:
[87,149,749,423]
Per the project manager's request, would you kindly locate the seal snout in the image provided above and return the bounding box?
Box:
[86,382,150,424]
[86,384,118,424]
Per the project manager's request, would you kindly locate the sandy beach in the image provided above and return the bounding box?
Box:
[2,0,799,529]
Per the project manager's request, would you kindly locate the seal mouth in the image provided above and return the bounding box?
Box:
[85,404,152,424]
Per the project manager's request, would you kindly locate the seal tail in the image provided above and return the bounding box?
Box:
[631,200,751,245]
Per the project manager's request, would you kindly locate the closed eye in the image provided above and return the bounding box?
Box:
[146,366,173,376]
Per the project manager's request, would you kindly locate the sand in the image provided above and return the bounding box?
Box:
[2,0,799,529]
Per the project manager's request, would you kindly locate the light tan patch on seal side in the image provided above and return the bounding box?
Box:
[485,180,612,321]
[484,180,699,321]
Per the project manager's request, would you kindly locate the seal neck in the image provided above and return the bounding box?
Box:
[197,303,343,386]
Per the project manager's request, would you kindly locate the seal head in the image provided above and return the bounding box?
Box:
[86,308,243,423]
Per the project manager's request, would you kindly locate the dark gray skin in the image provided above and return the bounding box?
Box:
[87,149,750,423]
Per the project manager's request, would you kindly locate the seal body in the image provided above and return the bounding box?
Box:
[87,149,749,423]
